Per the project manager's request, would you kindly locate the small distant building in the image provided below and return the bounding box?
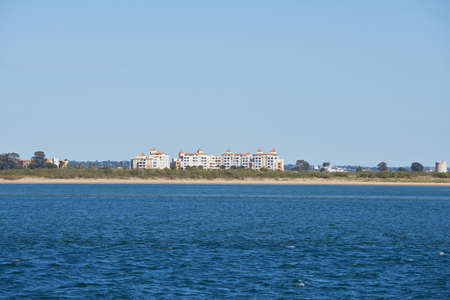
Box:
[320,165,332,172]
[52,157,60,168]
[20,159,31,169]
[45,157,69,168]
[131,148,170,169]
[435,161,447,173]
[59,160,69,168]
[316,163,344,173]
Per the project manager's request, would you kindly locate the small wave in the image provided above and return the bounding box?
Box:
[439,251,445,256]
[286,245,296,249]
[295,280,305,287]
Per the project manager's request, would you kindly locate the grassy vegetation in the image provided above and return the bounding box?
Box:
[0,168,449,183]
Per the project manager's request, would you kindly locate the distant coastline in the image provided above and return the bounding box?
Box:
[1,169,449,185]
[1,177,450,186]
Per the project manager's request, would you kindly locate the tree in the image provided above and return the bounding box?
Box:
[45,162,57,169]
[319,162,331,172]
[0,153,21,169]
[295,160,310,172]
[355,166,363,172]
[397,167,408,172]
[411,162,424,172]
[29,151,47,169]
[377,161,388,172]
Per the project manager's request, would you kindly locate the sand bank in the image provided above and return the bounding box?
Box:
[1,177,449,186]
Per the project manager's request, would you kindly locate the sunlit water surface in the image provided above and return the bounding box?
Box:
[0,184,449,298]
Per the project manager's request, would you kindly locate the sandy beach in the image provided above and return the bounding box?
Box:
[1,177,449,186]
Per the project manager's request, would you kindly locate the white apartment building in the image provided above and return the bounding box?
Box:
[252,148,284,171]
[208,155,223,169]
[435,161,447,173]
[174,150,224,169]
[174,148,284,171]
[131,148,170,169]
[176,149,210,169]
[222,149,252,169]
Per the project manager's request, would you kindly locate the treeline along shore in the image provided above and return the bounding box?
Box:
[1,151,449,184]
[0,168,449,184]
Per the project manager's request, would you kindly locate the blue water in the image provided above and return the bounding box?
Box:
[0,184,449,299]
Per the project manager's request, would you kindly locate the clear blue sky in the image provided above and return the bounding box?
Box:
[1,1,449,166]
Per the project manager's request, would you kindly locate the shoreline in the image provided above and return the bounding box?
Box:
[1,177,450,186]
